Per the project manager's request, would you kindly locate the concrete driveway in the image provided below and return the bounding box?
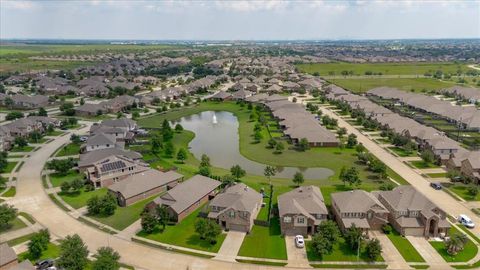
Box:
[214,230,246,262]
[369,231,410,270]
[285,236,310,268]
[407,236,451,269]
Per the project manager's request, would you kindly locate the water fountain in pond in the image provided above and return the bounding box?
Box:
[212,113,218,124]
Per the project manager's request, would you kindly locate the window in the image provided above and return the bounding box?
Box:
[284,216,292,223]
[229,211,235,218]
[297,217,305,224]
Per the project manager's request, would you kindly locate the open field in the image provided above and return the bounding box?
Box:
[327,77,456,93]
[0,58,97,73]
[297,62,470,76]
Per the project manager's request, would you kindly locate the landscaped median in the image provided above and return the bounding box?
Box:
[429,226,478,263]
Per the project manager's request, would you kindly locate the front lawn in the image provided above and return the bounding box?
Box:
[90,195,158,231]
[306,237,384,262]
[409,161,439,169]
[429,227,478,262]
[138,205,226,252]
[19,243,59,262]
[59,188,108,209]
[426,172,448,178]
[237,217,287,260]
[28,137,49,144]
[10,146,35,152]
[46,130,64,136]
[388,147,417,157]
[0,217,27,233]
[55,143,81,157]
[2,187,16,197]
[49,170,83,187]
[386,230,425,262]
[3,162,18,173]
[447,184,480,201]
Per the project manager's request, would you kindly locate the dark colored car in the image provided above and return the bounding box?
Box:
[35,259,54,270]
[430,182,442,190]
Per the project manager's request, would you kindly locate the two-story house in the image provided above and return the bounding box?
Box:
[85,155,150,187]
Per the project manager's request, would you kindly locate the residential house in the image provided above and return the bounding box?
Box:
[83,133,122,152]
[78,148,142,171]
[0,243,18,269]
[75,103,105,117]
[209,91,232,101]
[147,175,221,223]
[5,94,49,109]
[278,186,328,236]
[207,183,262,232]
[108,169,183,206]
[460,152,480,184]
[85,155,150,187]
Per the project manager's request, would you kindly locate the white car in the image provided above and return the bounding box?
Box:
[295,235,305,248]
[458,214,475,228]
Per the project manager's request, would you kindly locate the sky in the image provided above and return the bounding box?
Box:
[1,0,479,40]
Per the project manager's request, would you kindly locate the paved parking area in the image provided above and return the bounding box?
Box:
[214,230,246,262]
[285,236,310,268]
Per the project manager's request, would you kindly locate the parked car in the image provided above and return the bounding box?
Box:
[295,235,304,248]
[35,259,54,270]
[458,214,475,228]
[79,136,88,142]
[430,182,442,190]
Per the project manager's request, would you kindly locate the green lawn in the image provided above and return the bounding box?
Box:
[90,194,158,231]
[306,237,384,262]
[28,137,49,144]
[59,188,108,209]
[429,227,478,262]
[2,187,16,197]
[10,146,35,152]
[386,230,425,262]
[447,184,480,201]
[388,147,417,157]
[426,173,448,178]
[4,233,36,246]
[19,243,59,262]
[46,130,65,136]
[327,78,456,94]
[409,161,438,169]
[138,205,226,253]
[55,143,81,157]
[49,170,83,187]
[238,217,287,260]
[296,62,469,76]
[0,217,27,233]
[3,162,18,173]
[310,264,388,269]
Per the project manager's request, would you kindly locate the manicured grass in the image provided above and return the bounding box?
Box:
[306,238,384,262]
[386,230,425,262]
[429,227,478,262]
[426,173,448,178]
[55,143,81,157]
[238,217,287,260]
[10,146,35,152]
[0,217,27,233]
[4,233,36,246]
[409,161,438,169]
[28,137,49,144]
[18,212,36,224]
[388,147,417,157]
[48,194,71,212]
[3,162,18,173]
[327,77,456,94]
[2,187,16,197]
[453,259,480,269]
[90,195,158,231]
[138,205,226,253]
[447,184,480,201]
[49,170,83,187]
[19,243,60,262]
[59,188,108,209]
[236,259,287,266]
[310,264,388,269]
[47,130,65,136]
[296,62,468,76]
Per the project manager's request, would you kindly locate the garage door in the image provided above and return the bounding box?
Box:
[404,228,424,236]
[229,224,248,232]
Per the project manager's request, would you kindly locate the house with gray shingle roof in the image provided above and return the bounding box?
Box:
[207,183,262,232]
[108,169,183,206]
[278,186,328,236]
[85,155,150,187]
[78,148,142,171]
[0,243,18,269]
[147,175,221,223]
[83,132,120,152]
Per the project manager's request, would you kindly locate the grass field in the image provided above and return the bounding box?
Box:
[55,143,81,157]
[386,230,425,262]
[296,62,469,76]
[49,170,83,187]
[138,206,227,252]
[388,146,417,157]
[237,218,287,260]
[59,188,108,209]
[306,237,384,262]
[327,78,455,93]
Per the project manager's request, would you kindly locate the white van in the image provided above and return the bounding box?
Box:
[458,214,475,228]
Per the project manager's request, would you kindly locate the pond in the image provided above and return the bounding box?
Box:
[172,111,334,179]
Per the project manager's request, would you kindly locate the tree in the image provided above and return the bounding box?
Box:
[100,193,117,216]
[275,142,285,154]
[198,165,211,177]
[292,171,304,187]
[92,247,120,270]
[254,130,263,143]
[150,135,162,154]
[70,178,84,192]
[468,186,478,197]
[27,229,50,259]
[311,220,340,257]
[200,154,211,167]
[46,158,75,176]
[60,181,72,193]
[298,138,309,151]
[195,218,221,244]
[355,143,366,153]
[337,127,347,138]
[194,218,208,239]
[267,138,277,149]
[341,167,361,186]
[156,205,170,230]
[0,152,8,173]
[141,211,157,234]
[176,148,187,163]
[344,224,364,251]
[5,111,24,121]
[87,195,101,215]
[0,204,17,230]
[175,124,183,132]
[446,233,469,255]
[57,234,89,270]
[14,137,28,149]
[421,149,435,164]
[70,134,81,145]
[347,134,358,148]
[38,107,48,116]
[365,238,382,261]
[164,141,175,157]
[264,165,277,185]
[230,165,246,180]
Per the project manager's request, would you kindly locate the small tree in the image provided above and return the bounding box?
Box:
[264,165,277,185]
[344,224,364,251]
[292,171,305,187]
[141,212,157,234]
[156,205,170,230]
[174,124,183,132]
[14,137,28,149]
[230,165,246,180]
[87,195,101,215]
[164,141,175,157]
[298,138,309,151]
[195,218,208,239]
[60,181,71,193]
[347,134,358,148]
[46,158,75,176]
[150,135,162,154]
[27,229,50,259]
[311,220,340,257]
[195,218,221,244]
[446,233,469,255]
[57,234,89,270]
[254,130,263,143]
[468,186,478,197]
[0,204,17,229]
[365,238,382,261]
[275,142,285,154]
[100,193,117,216]
[200,154,211,167]
[92,247,120,270]
[337,127,347,138]
[267,138,277,149]
[176,148,187,163]
[198,166,211,177]
[421,149,435,164]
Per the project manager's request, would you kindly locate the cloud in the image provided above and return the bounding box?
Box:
[2,0,36,10]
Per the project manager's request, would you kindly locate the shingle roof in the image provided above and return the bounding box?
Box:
[278,186,328,219]
[332,190,388,213]
[0,243,17,265]
[78,148,141,168]
[208,183,262,218]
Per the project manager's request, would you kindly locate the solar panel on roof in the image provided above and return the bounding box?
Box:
[100,160,126,172]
